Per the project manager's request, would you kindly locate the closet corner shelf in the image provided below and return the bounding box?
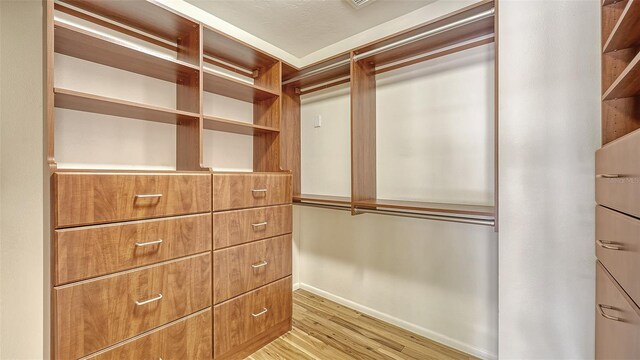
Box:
[203,115,279,135]
[603,50,640,100]
[54,20,199,84]
[202,25,278,72]
[293,194,352,206]
[353,199,495,217]
[603,0,640,53]
[54,88,199,124]
[203,70,280,102]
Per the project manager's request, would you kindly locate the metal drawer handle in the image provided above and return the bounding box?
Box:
[135,194,163,199]
[598,174,620,178]
[251,260,268,268]
[252,189,268,196]
[598,304,622,322]
[597,240,622,251]
[135,293,163,306]
[252,222,268,228]
[135,239,163,247]
[252,308,268,317]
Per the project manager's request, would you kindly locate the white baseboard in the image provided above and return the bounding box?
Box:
[298,283,497,360]
[292,282,301,291]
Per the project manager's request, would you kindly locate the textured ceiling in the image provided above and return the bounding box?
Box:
[184,0,436,57]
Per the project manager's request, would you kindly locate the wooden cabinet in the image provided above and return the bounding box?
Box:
[596,206,640,306]
[85,309,212,360]
[213,277,293,360]
[212,173,291,211]
[212,204,292,249]
[54,172,211,227]
[596,262,640,360]
[54,213,211,285]
[214,234,292,304]
[54,253,211,360]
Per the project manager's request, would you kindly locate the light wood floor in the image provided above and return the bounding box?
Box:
[248,289,478,360]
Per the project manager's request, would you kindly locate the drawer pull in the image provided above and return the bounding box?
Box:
[134,193,163,199]
[597,240,622,250]
[598,304,622,321]
[251,308,268,317]
[597,174,621,178]
[252,189,268,197]
[252,221,268,228]
[135,293,163,306]
[251,260,268,268]
[135,239,164,247]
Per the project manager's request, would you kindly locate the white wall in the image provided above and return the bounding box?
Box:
[0,1,46,359]
[498,1,600,358]
[297,45,497,359]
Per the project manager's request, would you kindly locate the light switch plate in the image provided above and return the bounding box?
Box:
[314,115,322,128]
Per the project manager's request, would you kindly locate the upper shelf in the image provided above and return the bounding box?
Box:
[603,0,640,52]
[352,198,495,217]
[203,25,278,73]
[603,50,640,100]
[283,54,351,90]
[203,70,280,102]
[353,0,495,67]
[54,20,199,83]
[203,115,279,135]
[54,88,200,125]
[58,0,198,44]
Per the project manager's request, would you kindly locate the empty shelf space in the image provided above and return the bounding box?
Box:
[203,70,280,102]
[294,194,352,206]
[54,20,199,83]
[203,116,279,135]
[54,88,199,124]
[203,25,278,72]
[603,0,640,52]
[353,199,495,217]
[603,50,640,100]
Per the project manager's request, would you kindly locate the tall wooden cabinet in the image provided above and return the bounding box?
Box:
[596,0,640,357]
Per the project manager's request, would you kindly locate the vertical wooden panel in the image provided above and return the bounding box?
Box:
[350,54,376,211]
[280,85,301,196]
[254,61,282,172]
[46,0,56,171]
[176,25,204,170]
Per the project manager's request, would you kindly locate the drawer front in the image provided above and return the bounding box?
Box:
[214,234,292,304]
[212,173,291,211]
[85,309,212,360]
[212,205,292,249]
[54,172,212,228]
[55,253,211,360]
[596,261,640,360]
[596,131,640,217]
[55,213,212,285]
[596,206,640,305]
[213,276,292,359]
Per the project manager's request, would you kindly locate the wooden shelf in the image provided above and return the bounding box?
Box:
[603,50,640,100]
[203,25,278,72]
[203,70,280,102]
[54,88,199,124]
[54,21,199,83]
[293,194,352,206]
[283,54,351,90]
[59,0,198,43]
[603,0,640,52]
[203,115,279,135]
[353,199,495,217]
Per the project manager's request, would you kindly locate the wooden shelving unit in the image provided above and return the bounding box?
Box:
[203,115,279,135]
[281,0,498,227]
[601,0,640,144]
[203,70,280,102]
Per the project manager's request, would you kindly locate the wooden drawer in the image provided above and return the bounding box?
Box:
[53,172,211,228]
[212,173,291,211]
[596,131,640,217]
[214,234,292,304]
[54,253,211,360]
[55,213,211,285]
[596,261,640,360]
[596,206,640,306]
[84,309,212,360]
[212,205,292,249]
[213,276,292,360]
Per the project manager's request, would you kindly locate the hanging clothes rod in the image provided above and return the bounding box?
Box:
[283,7,495,86]
[294,201,352,211]
[354,207,496,227]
